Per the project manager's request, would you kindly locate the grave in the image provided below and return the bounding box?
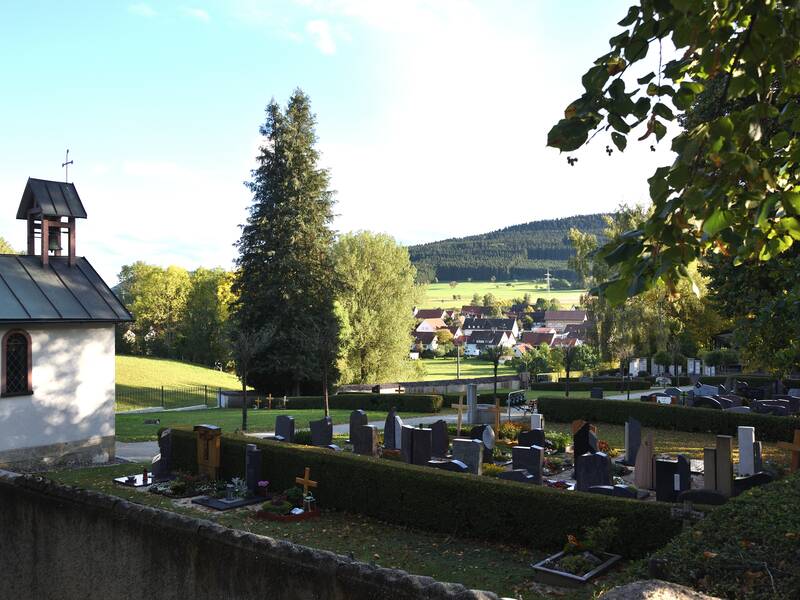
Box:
[704,436,734,497]
[620,418,641,466]
[430,419,449,457]
[352,425,378,457]
[530,412,544,430]
[113,467,153,488]
[499,469,537,484]
[518,428,546,448]
[590,387,603,399]
[587,484,645,499]
[191,493,262,511]
[777,430,800,473]
[451,438,482,475]
[348,410,368,443]
[383,408,399,449]
[400,425,414,463]
[151,428,173,481]
[733,471,774,496]
[573,421,598,466]
[412,427,433,465]
[753,441,763,473]
[310,417,339,450]
[274,415,295,443]
[633,432,654,490]
[245,444,262,494]
[427,459,468,473]
[194,424,222,480]
[737,426,756,476]
[654,456,690,502]
[466,384,478,424]
[511,445,544,484]
[575,452,611,492]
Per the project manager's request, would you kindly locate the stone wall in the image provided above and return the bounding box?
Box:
[0,470,497,600]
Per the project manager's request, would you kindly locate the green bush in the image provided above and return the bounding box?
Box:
[285,393,442,413]
[537,397,800,442]
[167,428,681,558]
[648,473,800,598]
[440,389,517,407]
[530,379,652,392]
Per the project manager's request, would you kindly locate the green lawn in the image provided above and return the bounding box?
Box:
[116,356,247,411]
[419,357,516,381]
[115,408,439,442]
[422,280,585,309]
[44,463,602,599]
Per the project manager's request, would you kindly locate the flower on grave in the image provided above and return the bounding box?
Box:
[563,534,584,554]
[258,480,269,488]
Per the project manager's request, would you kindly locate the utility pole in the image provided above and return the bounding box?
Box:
[545,268,552,293]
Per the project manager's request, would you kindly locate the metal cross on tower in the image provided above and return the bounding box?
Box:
[62,149,74,182]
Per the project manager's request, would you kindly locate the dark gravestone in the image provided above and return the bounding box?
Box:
[245,444,262,494]
[693,396,723,410]
[587,485,615,496]
[733,471,774,496]
[573,422,598,466]
[677,489,727,506]
[498,469,537,484]
[384,408,399,449]
[353,425,378,457]
[725,406,751,414]
[716,396,733,409]
[753,441,763,473]
[469,425,495,463]
[152,428,173,481]
[621,418,641,466]
[430,419,449,457]
[575,452,611,492]
[310,417,333,447]
[518,428,546,448]
[655,455,691,502]
[274,415,295,443]
[610,484,642,499]
[427,459,468,473]
[590,387,604,399]
[348,410,368,443]
[511,445,544,484]
[412,427,433,466]
[400,425,415,463]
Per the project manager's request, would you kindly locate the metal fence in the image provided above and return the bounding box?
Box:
[115,385,227,411]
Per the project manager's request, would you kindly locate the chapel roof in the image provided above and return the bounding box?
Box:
[16,178,88,220]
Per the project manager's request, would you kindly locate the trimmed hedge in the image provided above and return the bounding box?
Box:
[537,397,800,442]
[285,394,442,413]
[440,389,517,407]
[168,428,681,558]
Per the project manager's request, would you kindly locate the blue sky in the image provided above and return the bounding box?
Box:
[0,1,675,283]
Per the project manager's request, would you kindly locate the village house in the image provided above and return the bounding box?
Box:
[415,317,448,333]
[463,330,516,357]
[412,308,447,320]
[462,316,519,338]
[460,305,493,318]
[0,179,132,468]
[543,309,587,332]
[411,331,439,352]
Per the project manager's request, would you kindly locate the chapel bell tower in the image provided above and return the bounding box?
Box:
[16,178,88,267]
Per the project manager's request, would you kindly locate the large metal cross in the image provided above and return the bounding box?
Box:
[62,149,74,182]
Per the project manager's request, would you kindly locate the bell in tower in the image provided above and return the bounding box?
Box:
[15,178,87,267]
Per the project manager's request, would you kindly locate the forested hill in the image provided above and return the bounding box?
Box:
[408,214,606,283]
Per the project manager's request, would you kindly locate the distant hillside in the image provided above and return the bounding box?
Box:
[408,214,606,283]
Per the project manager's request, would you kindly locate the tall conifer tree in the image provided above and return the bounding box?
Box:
[234,89,338,394]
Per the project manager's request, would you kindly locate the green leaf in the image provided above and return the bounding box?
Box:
[653,119,667,141]
[608,113,631,133]
[547,117,598,151]
[637,72,656,84]
[771,131,790,149]
[653,102,675,121]
[611,131,627,151]
[624,37,648,62]
[703,209,735,236]
[782,191,800,216]
[673,87,695,111]
[581,65,610,92]
[617,6,639,27]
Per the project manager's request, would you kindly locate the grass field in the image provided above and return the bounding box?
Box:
[422,280,585,309]
[419,357,517,381]
[116,408,439,442]
[116,356,246,411]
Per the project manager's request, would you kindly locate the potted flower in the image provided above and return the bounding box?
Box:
[256,480,269,497]
[531,518,622,587]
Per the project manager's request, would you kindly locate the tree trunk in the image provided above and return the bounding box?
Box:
[493,362,498,401]
[565,365,570,398]
[241,370,248,432]
[322,369,329,418]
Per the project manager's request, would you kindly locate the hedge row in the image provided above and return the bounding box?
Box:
[285,394,442,413]
[167,428,681,558]
[537,397,800,442]
[440,389,518,407]
[530,379,653,392]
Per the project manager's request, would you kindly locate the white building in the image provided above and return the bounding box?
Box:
[0,178,132,468]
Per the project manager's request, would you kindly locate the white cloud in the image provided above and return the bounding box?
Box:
[182,7,211,22]
[128,3,156,18]
[306,19,336,54]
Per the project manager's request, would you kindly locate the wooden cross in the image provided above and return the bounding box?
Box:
[777,429,800,473]
[485,399,503,434]
[267,393,273,409]
[295,467,318,496]
[455,395,464,435]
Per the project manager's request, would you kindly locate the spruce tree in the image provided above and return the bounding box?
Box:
[233,89,338,394]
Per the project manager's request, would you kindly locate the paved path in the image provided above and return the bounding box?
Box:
[116,415,462,461]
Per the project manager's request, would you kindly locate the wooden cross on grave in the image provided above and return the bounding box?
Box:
[454,395,465,435]
[295,467,318,496]
[267,393,273,410]
[485,399,503,435]
[777,429,800,473]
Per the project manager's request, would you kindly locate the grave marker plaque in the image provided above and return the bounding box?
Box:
[452,438,482,475]
[194,424,221,480]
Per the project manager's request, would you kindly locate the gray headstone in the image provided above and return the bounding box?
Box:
[152,428,172,480]
[466,384,478,424]
[498,469,537,484]
[511,445,543,484]
[715,435,734,497]
[753,441,763,473]
[274,415,295,443]
[573,422,597,465]
[623,418,641,466]
[452,438,482,475]
[393,415,404,449]
[353,425,378,457]
[530,412,544,430]
[400,425,415,463]
[348,410,368,442]
[430,419,449,457]
[737,426,756,476]
[703,448,717,490]
[310,417,333,447]
[654,456,690,502]
[383,408,398,449]
[469,425,495,463]
[427,459,468,473]
[412,427,433,466]
[575,451,611,492]
[245,444,262,494]
[518,428,545,448]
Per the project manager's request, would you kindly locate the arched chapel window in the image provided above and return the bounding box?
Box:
[2,330,32,396]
